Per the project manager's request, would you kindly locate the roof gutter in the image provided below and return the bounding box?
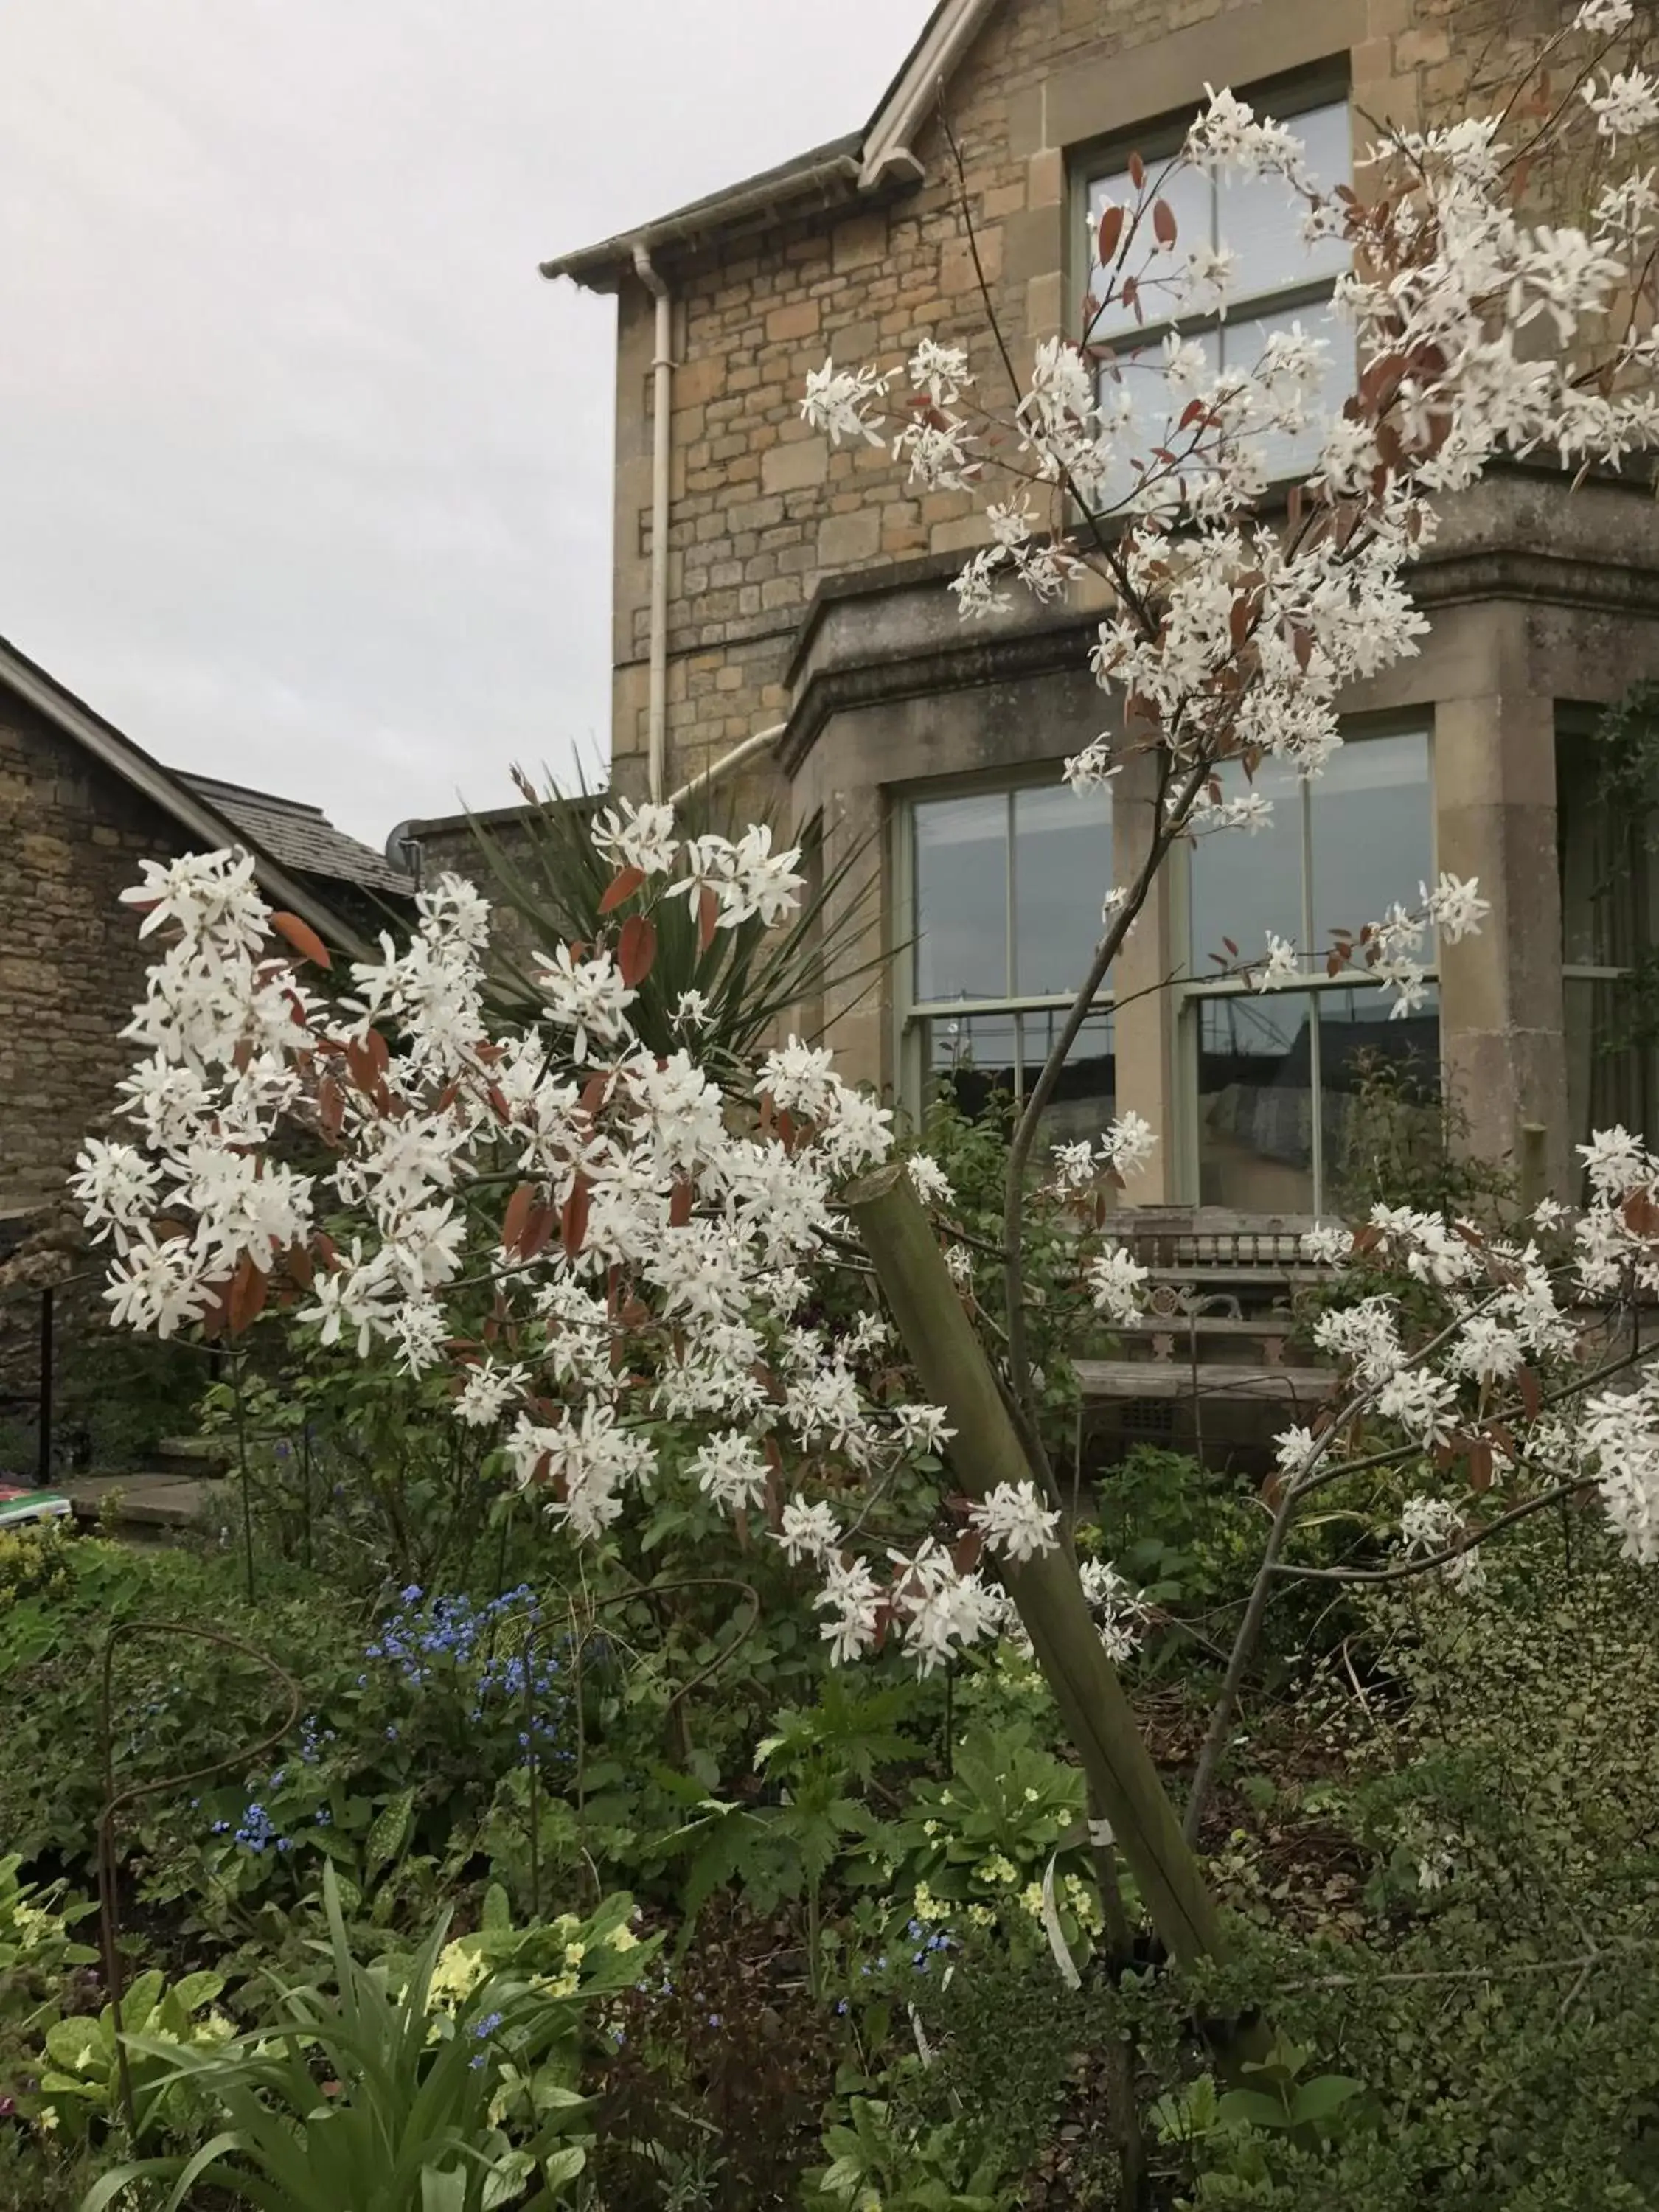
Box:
[0,646,374,961]
[540,149,863,288]
[858,0,1001,189]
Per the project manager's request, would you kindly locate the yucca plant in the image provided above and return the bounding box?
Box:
[462,771,892,1082]
[82,1867,644,2212]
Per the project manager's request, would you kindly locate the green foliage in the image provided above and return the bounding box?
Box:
[910,1092,1094,1457]
[1326,1049,1514,1225]
[809,2095,1017,2211]
[0,1522,74,1613]
[27,1966,232,2150]
[82,1867,633,2212]
[466,780,885,1078]
[878,1722,1099,1951]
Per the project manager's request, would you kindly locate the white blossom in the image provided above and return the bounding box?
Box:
[969,1480,1061,1562]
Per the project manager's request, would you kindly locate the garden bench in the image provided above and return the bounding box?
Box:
[1076,1206,1338,1416]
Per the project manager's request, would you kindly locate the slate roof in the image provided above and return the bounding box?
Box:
[0,634,375,958]
[178,772,413,897]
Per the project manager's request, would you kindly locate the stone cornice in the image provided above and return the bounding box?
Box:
[778,479,1659,777]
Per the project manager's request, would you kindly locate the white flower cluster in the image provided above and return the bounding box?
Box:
[1278,1154,1659,1573]
[74,824,1017,1676]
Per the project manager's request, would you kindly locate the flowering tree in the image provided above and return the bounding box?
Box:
[71,0,1659,1987]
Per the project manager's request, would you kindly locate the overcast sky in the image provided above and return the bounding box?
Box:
[0,0,935,849]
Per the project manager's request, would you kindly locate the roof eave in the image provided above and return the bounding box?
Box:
[540,147,868,290]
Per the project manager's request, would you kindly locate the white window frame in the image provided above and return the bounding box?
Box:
[1075,73,1353,497]
[1172,724,1439,1213]
[893,773,1116,1129]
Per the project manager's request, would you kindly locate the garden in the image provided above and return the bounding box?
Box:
[7,6,1659,2205]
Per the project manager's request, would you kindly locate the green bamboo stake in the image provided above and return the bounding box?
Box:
[845,1161,1234,1972]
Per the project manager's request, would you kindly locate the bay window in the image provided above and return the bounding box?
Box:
[1181,730,1438,1213]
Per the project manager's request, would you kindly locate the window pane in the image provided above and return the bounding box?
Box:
[1557,731,1659,970]
[1196,992,1314,1210]
[1566,978,1659,1161]
[1319,985,1441,1209]
[1014,781,1114,995]
[925,1012,1018,1125]
[1088,162,1212,341]
[1189,753,1306,975]
[1309,732,1433,958]
[1095,326,1222,512]
[914,793,1009,1003]
[1022,1011,1117,1152]
[1216,99,1352,299]
[1217,299,1354,483]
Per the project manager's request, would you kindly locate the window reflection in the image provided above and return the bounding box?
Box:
[1024,1012,1117,1151]
[914,793,1008,1003]
[1196,992,1315,1210]
[1014,782,1113,995]
[1321,987,1441,1200]
[1189,753,1305,973]
[924,1011,1116,1150]
[925,1012,1018,1123]
[1310,731,1433,953]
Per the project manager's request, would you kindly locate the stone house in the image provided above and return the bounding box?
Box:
[536,0,1659,1211]
[0,634,411,1242]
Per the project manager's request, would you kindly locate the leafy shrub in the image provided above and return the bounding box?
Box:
[84,1868,648,2212]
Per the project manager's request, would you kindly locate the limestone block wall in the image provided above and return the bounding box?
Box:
[602,0,1580,807]
[0,693,178,1211]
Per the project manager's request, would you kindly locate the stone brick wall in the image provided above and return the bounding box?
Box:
[0,689,179,1214]
[605,0,1587,809]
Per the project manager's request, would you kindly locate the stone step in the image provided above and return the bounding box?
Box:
[153,1435,232,1475]
[58,1473,217,1538]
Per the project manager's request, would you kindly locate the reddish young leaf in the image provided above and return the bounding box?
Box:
[562,1175,591,1259]
[501,1182,537,1257]
[318,1075,346,1141]
[1128,150,1145,189]
[520,1205,557,1262]
[270,911,333,970]
[618,914,658,989]
[1222,936,1239,958]
[599,866,647,915]
[669,1178,695,1228]
[951,1529,985,1578]
[1096,202,1126,265]
[229,1253,269,1335]
[1152,196,1178,248]
[1467,1436,1495,1493]
[1516,1366,1543,1422]
[698,883,720,955]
